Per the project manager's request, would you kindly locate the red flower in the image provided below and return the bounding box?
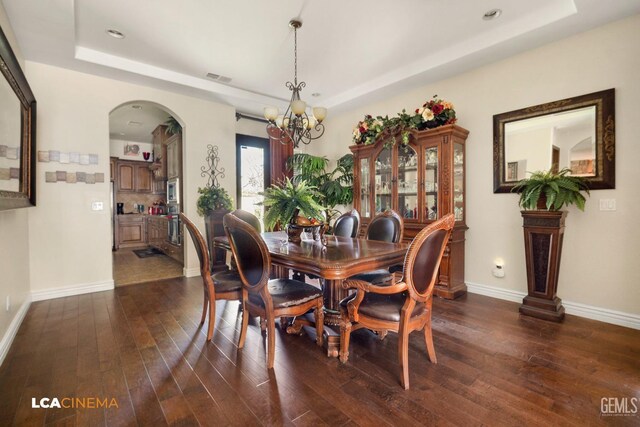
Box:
[415,108,420,114]
[432,104,444,115]
[359,126,366,133]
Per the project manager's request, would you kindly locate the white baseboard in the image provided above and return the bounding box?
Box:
[0,297,31,366]
[184,267,200,277]
[466,282,640,330]
[31,280,114,302]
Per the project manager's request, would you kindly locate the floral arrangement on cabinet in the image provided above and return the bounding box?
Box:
[352,95,457,146]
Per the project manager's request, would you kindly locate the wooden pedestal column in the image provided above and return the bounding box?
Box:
[519,210,567,322]
[204,209,230,272]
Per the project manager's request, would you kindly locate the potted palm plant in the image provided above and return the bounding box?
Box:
[261,178,325,242]
[512,167,589,322]
[287,153,354,227]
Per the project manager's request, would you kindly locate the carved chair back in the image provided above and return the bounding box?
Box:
[223,213,270,295]
[366,209,404,243]
[403,213,455,302]
[333,209,361,238]
[180,213,211,278]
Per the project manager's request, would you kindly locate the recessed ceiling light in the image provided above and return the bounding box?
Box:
[106,29,125,39]
[483,9,502,20]
[131,105,142,109]
[312,93,321,97]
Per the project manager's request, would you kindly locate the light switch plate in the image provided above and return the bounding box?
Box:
[599,199,616,211]
[91,201,104,211]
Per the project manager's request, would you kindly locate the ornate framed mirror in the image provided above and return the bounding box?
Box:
[493,89,614,192]
[0,24,36,211]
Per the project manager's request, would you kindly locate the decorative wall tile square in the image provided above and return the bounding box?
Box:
[38,151,50,162]
[80,153,90,165]
[85,174,96,184]
[95,173,105,183]
[10,168,19,179]
[77,171,86,182]
[45,171,57,182]
[66,172,77,183]
[50,151,60,162]
[59,152,70,164]
[0,169,9,180]
[56,170,67,181]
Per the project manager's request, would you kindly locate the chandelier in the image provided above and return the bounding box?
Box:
[264,19,326,147]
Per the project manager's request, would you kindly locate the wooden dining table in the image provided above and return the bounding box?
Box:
[214,231,408,357]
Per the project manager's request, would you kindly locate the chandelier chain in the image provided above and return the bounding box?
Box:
[293,25,298,86]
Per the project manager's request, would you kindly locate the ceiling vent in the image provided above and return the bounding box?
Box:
[127,121,143,126]
[206,73,232,84]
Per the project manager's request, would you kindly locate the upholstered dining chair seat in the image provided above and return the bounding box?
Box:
[340,292,426,322]
[348,269,393,285]
[211,269,243,292]
[248,279,323,309]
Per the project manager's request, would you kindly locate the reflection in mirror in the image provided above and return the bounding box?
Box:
[0,23,37,210]
[504,106,596,181]
[0,73,21,192]
[493,89,615,192]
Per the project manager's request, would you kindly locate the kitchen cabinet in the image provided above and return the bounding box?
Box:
[117,215,147,248]
[117,160,153,193]
[350,124,469,299]
[151,125,168,180]
[166,133,181,179]
[147,215,167,249]
[110,157,116,181]
[148,215,183,265]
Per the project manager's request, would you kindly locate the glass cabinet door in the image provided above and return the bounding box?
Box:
[359,158,371,218]
[374,147,392,213]
[424,146,438,221]
[397,144,418,220]
[454,142,464,221]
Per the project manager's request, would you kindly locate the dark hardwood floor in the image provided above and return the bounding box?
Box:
[1,277,638,426]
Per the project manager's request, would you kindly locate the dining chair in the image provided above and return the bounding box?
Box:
[180,213,242,341]
[348,209,404,285]
[332,208,361,238]
[339,213,455,389]
[211,209,261,283]
[223,213,324,369]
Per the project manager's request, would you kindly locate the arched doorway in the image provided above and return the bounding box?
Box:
[109,101,184,286]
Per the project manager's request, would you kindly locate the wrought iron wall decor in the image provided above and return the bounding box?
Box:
[200,145,225,188]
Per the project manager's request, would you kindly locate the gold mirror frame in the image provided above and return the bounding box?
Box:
[493,89,615,192]
[0,24,36,211]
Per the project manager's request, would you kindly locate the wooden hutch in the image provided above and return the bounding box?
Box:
[350,124,469,299]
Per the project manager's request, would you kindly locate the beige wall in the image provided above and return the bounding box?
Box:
[316,15,640,316]
[0,3,31,352]
[24,62,236,292]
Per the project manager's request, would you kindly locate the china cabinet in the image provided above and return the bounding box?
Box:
[350,124,469,299]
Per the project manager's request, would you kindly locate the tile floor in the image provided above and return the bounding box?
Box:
[112,247,183,286]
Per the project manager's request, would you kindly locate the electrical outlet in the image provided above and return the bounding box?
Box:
[492,266,505,278]
[5,295,10,312]
[599,199,616,211]
[91,201,104,211]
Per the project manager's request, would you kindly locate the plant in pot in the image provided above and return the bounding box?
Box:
[286,153,354,227]
[197,185,234,271]
[261,178,326,242]
[512,167,589,322]
[165,116,182,135]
